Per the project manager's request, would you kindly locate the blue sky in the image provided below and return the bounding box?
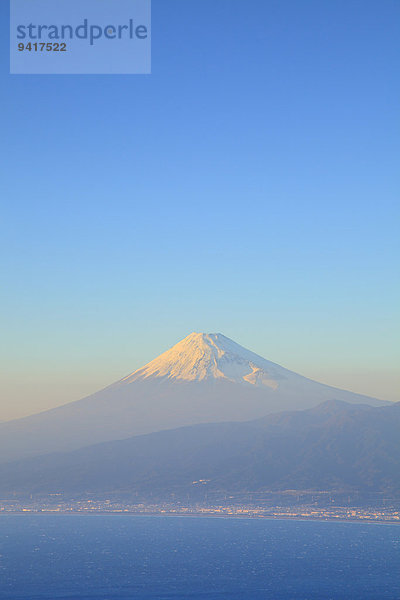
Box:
[1,0,399,418]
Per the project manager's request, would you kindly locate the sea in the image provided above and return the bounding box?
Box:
[0,515,399,600]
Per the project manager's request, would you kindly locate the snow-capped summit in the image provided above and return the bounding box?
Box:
[118,332,292,388]
[0,332,386,464]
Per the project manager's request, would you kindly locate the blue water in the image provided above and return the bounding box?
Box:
[0,515,399,600]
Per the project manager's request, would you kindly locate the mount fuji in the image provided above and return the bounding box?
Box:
[0,332,385,464]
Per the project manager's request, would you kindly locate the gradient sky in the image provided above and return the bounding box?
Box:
[1,0,399,420]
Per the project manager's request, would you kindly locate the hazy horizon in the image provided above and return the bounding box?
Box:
[0,330,397,422]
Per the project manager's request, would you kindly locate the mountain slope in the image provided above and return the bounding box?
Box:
[0,333,386,464]
[120,333,298,385]
[0,401,398,496]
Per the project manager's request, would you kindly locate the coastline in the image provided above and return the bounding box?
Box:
[1,510,399,525]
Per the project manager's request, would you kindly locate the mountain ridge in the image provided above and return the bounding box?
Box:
[116,332,302,387]
[0,400,398,496]
[0,333,387,464]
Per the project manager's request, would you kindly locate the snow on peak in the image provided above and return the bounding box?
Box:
[118,332,296,388]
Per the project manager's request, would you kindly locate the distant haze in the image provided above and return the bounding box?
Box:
[1,335,398,422]
[0,332,387,464]
[1,399,399,497]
